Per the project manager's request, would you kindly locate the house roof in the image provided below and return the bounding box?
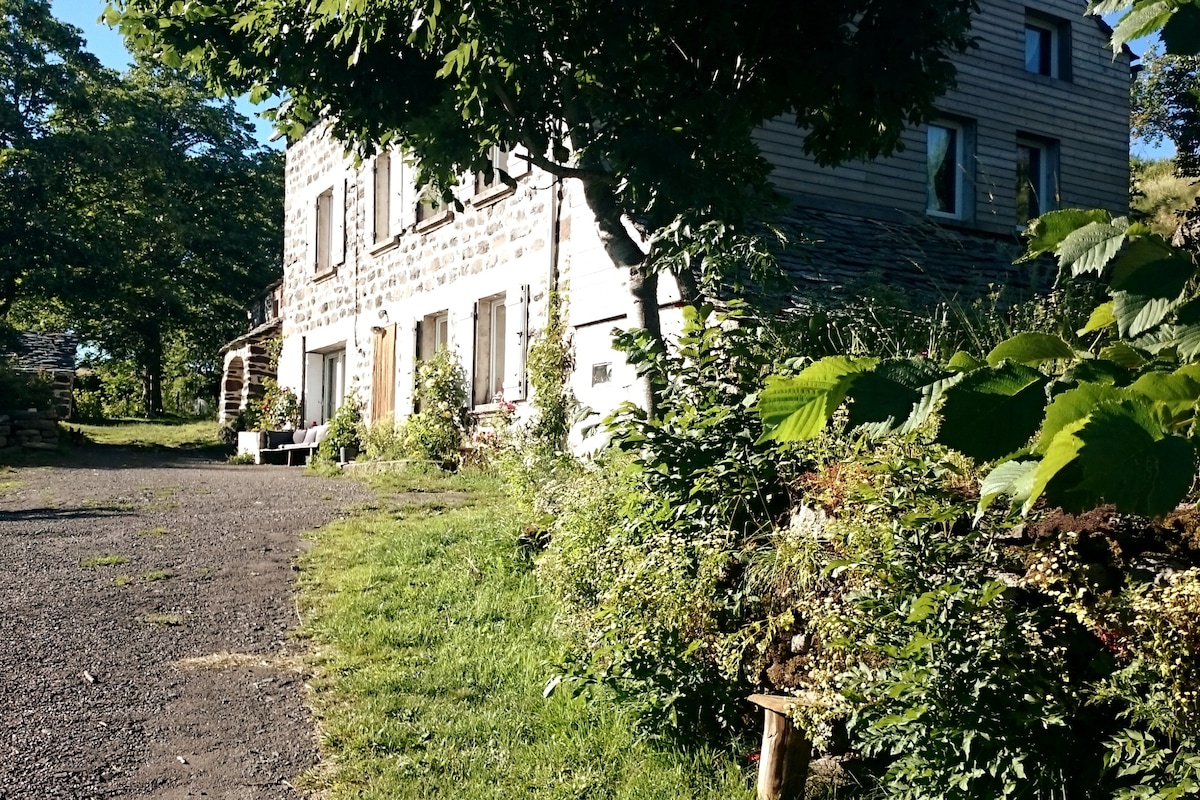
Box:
[774,206,1057,311]
[3,331,78,373]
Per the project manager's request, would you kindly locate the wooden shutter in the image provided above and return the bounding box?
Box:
[394,319,417,416]
[389,148,407,233]
[332,178,346,266]
[503,285,529,401]
[452,303,478,406]
[364,160,376,245]
[305,197,316,271]
[371,324,397,422]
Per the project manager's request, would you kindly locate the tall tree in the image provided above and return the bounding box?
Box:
[1132,46,1200,177]
[0,0,103,316]
[19,66,284,415]
[108,0,977,412]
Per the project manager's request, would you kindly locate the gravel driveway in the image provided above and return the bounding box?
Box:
[0,447,374,799]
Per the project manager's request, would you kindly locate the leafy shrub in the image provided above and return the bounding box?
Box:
[254,378,300,430]
[316,391,363,462]
[361,414,409,461]
[526,290,576,453]
[0,361,55,412]
[401,348,469,464]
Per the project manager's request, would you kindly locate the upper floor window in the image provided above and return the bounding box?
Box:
[315,187,334,276]
[372,152,391,244]
[1016,136,1057,224]
[1024,12,1068,79]
[416,188,447,225]
[926,121,967,220]
[475,146,511,194]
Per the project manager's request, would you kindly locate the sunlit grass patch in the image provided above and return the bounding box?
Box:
[140,569,174,582]
[73,418,222,449]
[80,554,128,568]
[297,477,751,800]
[140,613,184,626]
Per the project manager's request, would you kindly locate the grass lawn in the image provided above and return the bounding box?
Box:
[71,417,223,449]
[297,467,754,799]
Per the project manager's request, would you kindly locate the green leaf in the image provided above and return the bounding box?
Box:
[1162,1,1200,53]
[1020,209,1111,262]
[1109,254,1194,337]
[1098,341,1149,368]
[977,458,1039,518]
[1035,383,1124,454]
[1079,301,1116,335]
[906,590,942,623]
[1049,403,1195,516]
[1057,221,1128,277]
[937,363,1048,462]
[755,357,878,443]
[947,350,983,372]
[986,333,1076,367]
[1113,0,1176,48]
[1024,418,1088,515]
[845,358,948,437]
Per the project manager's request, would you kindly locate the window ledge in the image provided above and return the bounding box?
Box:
[470,183,516,208]
[415,209,454,234]
[368,234,401,255]
[313,267,338,283]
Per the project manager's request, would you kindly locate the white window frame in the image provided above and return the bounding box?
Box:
[1024,15,1063,78]
[926,121,967,221]
[322,349,346,422]
[473,293,507,406]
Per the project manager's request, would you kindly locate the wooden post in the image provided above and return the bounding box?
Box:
[749,694,812,800]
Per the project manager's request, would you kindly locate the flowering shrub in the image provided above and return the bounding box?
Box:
[246,378,299,430]
[401,348,469,464]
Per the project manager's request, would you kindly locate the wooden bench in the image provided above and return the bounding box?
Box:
[258,425,330,466]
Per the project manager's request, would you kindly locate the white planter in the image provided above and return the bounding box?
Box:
[236,430,266,462]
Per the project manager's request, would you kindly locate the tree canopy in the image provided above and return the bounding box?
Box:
[108,0,977,408]
[2,0,283,416]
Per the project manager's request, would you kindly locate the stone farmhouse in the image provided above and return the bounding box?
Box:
[219,0,1132,431]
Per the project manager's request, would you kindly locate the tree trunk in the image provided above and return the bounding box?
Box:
[577,174,662,416]
[141,331,164,417]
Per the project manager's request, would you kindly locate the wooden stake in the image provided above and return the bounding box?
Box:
[749,694,812,800]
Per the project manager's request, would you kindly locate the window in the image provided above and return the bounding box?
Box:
[322,349,346,421]
[1024,13,1068,79]
[926,122,966,219]
[591,363,612,386]
[474,293,507,406]
[373,152,391,244]
[1016,137,1056,224]
[418,310,450,359]
[475,146,511,194]
[315,188,333,275]
[416,188,447,225]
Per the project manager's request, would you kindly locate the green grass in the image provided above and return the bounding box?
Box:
[73,417,223,449]
[141,569,174,582]
[297,472,752,800]
[80,554,128,568]
[1133,157,1200,236]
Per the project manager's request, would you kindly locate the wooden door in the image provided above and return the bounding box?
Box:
[372,324,397,422]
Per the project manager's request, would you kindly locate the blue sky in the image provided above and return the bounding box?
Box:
[49,0,280,148]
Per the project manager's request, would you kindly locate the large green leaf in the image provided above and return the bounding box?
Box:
[1020,209,1111,262]
[1113,0,1176,49]
[1162,1,1200,54]
[1109,253,1194,337]
[936,363,1049,462]
[986,333,1076,367]
[1025,418,1087,515]
[1047,404,1196,516]
[756,357,877,443]
[1056,221,1127,277]
[846,359,948,438]
[1035,383,1124,454]
[1078,301,1115,335]
[977,458,1039,519]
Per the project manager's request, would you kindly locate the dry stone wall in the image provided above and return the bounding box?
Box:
[0,409,61,451]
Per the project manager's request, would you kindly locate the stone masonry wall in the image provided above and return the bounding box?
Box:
[279,125,558,420]
[0,409,61,451]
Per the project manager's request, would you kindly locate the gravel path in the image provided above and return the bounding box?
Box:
[0,447,374,799]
